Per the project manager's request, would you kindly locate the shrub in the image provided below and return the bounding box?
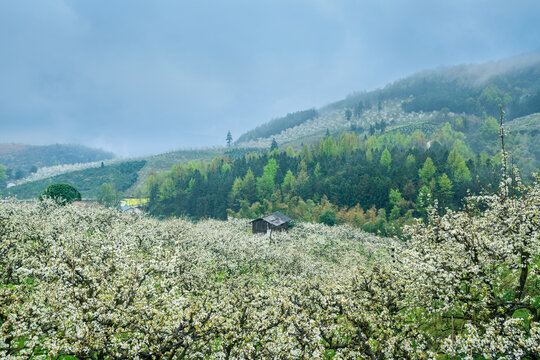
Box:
[39,183,81,205]
[319,209,336,226]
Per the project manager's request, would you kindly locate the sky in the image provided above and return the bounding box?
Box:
[0,1,539,157]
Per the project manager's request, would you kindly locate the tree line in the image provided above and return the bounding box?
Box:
[145,122,504,236]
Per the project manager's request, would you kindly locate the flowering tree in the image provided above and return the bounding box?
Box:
[1,108,539,359]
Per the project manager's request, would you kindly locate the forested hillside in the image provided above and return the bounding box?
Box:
[145,107,538,236]
[0,143,114,181]
[2,160,145,199]
[236,109,318,143]
[3,55,539,204]
[237,54,540,149]
[2,163,539,358]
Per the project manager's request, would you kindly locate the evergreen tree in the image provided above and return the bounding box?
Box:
[40,183,81,205]
[281,169,296,195]
[256,158,278,200]
[418,157,436,184]
[380,148,392,172]
[242,168,257,203]
[437,173,453,206]
[226,131,233,147]
[447,148,471,183]
[270,138,278,151]
[345,109,352,121]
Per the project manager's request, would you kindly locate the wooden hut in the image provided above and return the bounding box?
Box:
[250,211,292,234]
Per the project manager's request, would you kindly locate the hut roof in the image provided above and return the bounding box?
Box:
[251,211,292,226]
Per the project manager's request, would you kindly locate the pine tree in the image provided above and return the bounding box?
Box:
[418,157,436,184]
[380,148,392,172]
[270,138,278,151]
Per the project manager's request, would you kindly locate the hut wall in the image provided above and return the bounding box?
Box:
[252,219,269,233]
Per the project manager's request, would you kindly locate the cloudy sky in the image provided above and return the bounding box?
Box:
[1,1,539,157]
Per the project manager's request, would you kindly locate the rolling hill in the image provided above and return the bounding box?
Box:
[0,143,115,180]
[3,53,540,200]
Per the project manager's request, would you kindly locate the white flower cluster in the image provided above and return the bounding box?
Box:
[239,100,432,148]
[1,200,426,359]
[14,160,122,185]
[402,170,540,358]
[1,167,539,359]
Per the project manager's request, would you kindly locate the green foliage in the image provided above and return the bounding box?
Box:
[418,157,436,184]
[0,164,7,189]
[3,161,146,199]
[437,173,453,205]
[447,148,471,183]
[481,116,500,139]
[270,138,278,151]
[256,158,278,200]
[379,147,391,171]
[389,188,404,207]
[98,183,120,207]
[40,183,81,205]
[145,124,506,236]
[0,143,114,177]
[319,209,336,226]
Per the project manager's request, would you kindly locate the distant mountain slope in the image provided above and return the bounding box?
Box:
[237,53,540,148]
[2,160,145,199]
[0,143,115,178]
[236,109,318,144]
[5,54,539,200]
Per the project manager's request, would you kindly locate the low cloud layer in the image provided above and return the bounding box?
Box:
[1,0,539,156]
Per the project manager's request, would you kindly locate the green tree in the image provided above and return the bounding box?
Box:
[481,116,499,140]
[380,148,392,171]
[319,209,336,226]
[345,109,352,121]
[313,162,322,178]
[389,188,404,207]
[321,136,338,157]
[256,158,278,200]
[437,173,453,206]
[40,183,82,205]
[242,168,257,203]
[229,177,244,208]
[226,131,233,147]
[418,157,436,184]
[98,183,119,207]
[447,148,471,183]
[0,164,7,189]
[270,138,278,151]
[405,154,416,168]
[281,169,296,195]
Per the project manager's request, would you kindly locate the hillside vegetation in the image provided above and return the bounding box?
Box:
[2,160,146,199]
[0,144,114,180]
[237,54,540,149]
[145,105,539,237]
[4,55,539,205]
[1,163,539,358]
[236,108,319,144]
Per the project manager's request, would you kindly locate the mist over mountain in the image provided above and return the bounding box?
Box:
[0,1,539,156]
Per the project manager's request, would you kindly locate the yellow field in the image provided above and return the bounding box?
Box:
[124,198,149,206]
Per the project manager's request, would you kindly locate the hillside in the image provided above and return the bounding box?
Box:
[2,160,146,199]
[0,143,114,180]
[4,54,539,201]
[2,171,539,358]
[236,53,540,150]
